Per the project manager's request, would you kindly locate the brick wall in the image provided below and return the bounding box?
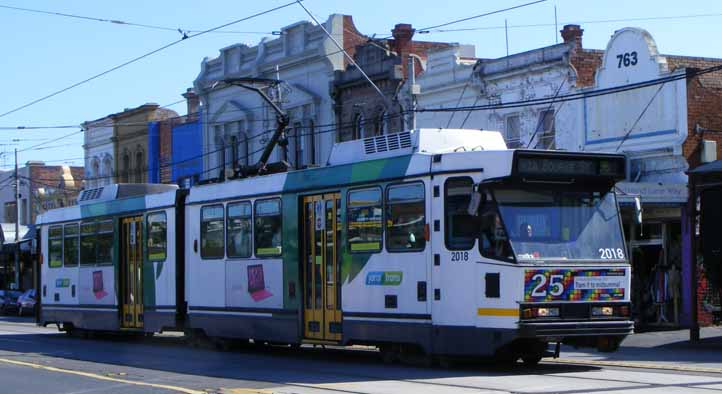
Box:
[159,119,174,183]
[342,16,367,69]
[570,48,603,87]
[665,56,722,169]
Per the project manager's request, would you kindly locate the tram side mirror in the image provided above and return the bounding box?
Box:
[467,184,484,216]
[634,196,643,225]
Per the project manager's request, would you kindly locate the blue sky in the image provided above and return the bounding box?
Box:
[1,0,721,170]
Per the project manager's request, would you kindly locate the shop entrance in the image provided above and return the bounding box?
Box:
[630,221,682,329]
[301,193,342,342]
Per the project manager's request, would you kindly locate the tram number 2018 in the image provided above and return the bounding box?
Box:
[599,248,625,259]
[450,251,469,262]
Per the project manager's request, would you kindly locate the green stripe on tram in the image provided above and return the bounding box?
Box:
[281,155,414,290]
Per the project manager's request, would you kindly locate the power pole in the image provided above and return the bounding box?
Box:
[14,148,19,290]
[407,55,420,130]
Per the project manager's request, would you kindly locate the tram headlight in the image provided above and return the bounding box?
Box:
[536,307,560,317]
[592,306,614,316]
[522,307,560,319]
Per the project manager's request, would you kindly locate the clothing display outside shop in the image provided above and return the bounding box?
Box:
[630,222,682,329]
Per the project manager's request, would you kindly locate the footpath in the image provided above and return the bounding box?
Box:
[552,326,722,373]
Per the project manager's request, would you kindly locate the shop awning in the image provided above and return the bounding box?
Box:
[0,223,35,251]
[689,159,722,175]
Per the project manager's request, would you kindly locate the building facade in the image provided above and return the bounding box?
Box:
[83,104,177,187]
[82,116,115,189]
[148,89,203,186]
[0,162,83,225]
[332,24,450,142]
[193,14,367,178]
[114,104,177,184]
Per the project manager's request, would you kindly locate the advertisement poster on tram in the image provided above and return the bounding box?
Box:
[524,269,627,302]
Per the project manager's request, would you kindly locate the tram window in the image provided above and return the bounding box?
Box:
[80,222,97,265]
[445,177,477,250]
[386,182,426,252]
[63,223,79,267]
[478,190,514,262]
[96,220,114,265]
[347,187,383,253]
[48,225,63,268]
[147,212,167,262]
[227,202,252,258]
[255,199,282,257]
[201,205,224,259]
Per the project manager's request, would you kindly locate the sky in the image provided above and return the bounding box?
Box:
[1,0,721,171]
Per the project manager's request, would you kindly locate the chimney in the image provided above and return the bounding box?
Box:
[182,88,199,121]
[560,24,583,48]
[391,23,415,77]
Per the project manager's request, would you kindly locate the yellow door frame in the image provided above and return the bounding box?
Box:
[121,216,144,329]
[302,193,341,342]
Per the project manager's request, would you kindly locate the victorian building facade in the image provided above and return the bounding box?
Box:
[332,23,450,142]
[194,14,367,179]
[83,104,177,187]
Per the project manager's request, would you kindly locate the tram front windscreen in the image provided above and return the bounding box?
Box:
[493,188,626,262]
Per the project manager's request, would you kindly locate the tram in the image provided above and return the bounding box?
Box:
[37,129,633,364]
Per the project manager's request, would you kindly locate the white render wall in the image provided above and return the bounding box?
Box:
[83,118,115,188]
[406,43,580,151]
[194,14,350,179]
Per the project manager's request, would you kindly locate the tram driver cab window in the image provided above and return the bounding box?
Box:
[478,189,514,261]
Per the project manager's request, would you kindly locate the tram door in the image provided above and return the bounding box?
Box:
[302,193,342,341]
[120,216,143,329]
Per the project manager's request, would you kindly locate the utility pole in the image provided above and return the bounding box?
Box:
[407,55,420,130]
[14,148,19,290]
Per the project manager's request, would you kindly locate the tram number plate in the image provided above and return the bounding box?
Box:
[450,251,469,262]
[524,269,626,302]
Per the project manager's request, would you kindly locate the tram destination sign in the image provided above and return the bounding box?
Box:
[514,151,625,180]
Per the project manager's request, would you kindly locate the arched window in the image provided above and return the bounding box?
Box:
[376,110,388,136]
[103,156,113,186]
[304,119,315,166]
[135,150,145,183]
[91,159,100,188]
[121,152,130,183]
[354,113,366,140]
[238,132,250,166]
[237,120,248,167]
[286,123,300,169]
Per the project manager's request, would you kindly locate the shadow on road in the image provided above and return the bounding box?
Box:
[0,327,601,389]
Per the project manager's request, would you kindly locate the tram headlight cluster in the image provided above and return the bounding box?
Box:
[592,305,630,317]
[592,306,614,317]
[522,307,560,319]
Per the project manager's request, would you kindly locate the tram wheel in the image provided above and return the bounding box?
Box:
[521,355,542,366]
[379,344,399,364]
[438,356,454,369]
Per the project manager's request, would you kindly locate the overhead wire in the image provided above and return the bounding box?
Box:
[0,4,276,36]
[427,12,722,33]
[0,0,301,119]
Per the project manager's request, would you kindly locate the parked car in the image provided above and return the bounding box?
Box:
[16,289,36,316]
[0,290,23,315]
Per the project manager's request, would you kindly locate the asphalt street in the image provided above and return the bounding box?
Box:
[1,317,722,393]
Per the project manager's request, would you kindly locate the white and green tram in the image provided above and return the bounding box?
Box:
[38,129,632,364]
